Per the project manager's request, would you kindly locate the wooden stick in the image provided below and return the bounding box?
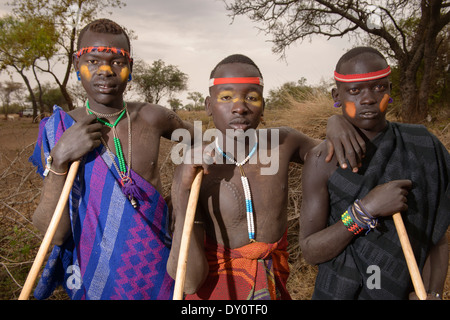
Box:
[173,168,204,300]
[392,212,427,300]
[18,160,80,300]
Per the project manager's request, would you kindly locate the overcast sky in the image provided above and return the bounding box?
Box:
[0,0,354,106]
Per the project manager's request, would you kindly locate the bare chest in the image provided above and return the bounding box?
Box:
[100,117,162,190]
[198,164,288,248]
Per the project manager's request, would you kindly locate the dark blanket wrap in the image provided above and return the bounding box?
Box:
[313,122,449,300]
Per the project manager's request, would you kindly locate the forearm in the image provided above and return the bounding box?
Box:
[167,182,208,293]
[300,220,355,265]
[422,235,448,297]
[182,223,208,294]
[167,221,208,293]
[32,173,72,246]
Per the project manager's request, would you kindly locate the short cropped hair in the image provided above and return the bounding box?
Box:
[335,47,387,73]
[77,18,131,51]
[210,54,263,79]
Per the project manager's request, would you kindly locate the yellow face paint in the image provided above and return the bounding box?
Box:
[97,65,113,75]
[217,90,234,103]
[120,67,130,83]
[379,94,390,113]
[216,90,263,107]
[344,101,356,118]
[246,92,263,108]
[79,65,92,81]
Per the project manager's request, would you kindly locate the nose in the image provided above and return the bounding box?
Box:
[231,97,249,115]
[360,89,377,105]
[97,65,114,76]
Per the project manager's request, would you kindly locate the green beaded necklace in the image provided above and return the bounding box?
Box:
[86,100,141,208]
[86,100,128,175]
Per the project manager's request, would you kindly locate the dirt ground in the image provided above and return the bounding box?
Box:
[0,107,448,300]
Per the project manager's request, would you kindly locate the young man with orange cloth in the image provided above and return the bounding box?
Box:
[167,54,366,300]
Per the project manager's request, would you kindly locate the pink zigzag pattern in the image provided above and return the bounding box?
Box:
[110,212,163,300]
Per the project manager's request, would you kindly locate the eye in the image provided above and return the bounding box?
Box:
[87,59,98,65]
[217,90,234,102]
[112,60,125,66]
[374,84,386,91]
[246,93,260,102]
[348,88,360,95]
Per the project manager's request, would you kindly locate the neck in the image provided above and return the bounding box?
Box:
[357,120,388,141]
[86,98,125,113]
[217,130,258,164]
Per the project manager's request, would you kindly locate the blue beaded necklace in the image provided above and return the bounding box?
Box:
[215,135,258,242]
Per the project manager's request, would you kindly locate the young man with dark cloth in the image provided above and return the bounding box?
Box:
[299,47,449,300]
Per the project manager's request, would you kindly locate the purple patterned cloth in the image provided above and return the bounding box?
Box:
[29,106,174,300]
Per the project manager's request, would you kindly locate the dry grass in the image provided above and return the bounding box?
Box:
[0,94,448,300]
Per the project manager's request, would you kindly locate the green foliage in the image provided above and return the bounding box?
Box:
[187,91,205,110]
[0,15,59,70]
[4,0,126,110]
[31,83,68,112]
[133,59,188,104]
[266,78,317,110]
[225,0,450,122]
[168,98,183,112]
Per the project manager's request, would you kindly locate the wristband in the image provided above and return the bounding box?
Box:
[353,199,378,232]
[341,208,364,235]
[43,155,68,176]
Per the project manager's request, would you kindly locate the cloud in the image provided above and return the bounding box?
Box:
[0,0,352,106]
[106,1,351,100]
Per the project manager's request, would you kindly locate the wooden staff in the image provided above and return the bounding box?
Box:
[173,168,204,300]
[392,212,427,300]
[18,160,80,300]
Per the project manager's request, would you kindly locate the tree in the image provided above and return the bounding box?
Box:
[0,15,59,120]
[0,81,24,118]
[133,59,188,104]
[187,91,205,110]
[8,0,126,110]
[168,98,183,112]
[31,83,68,113]
[225,0,450,122]
[266,78,314,109]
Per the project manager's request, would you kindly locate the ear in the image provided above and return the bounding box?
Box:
[262,97,265,114]
[129,58,134,74]
[331,87,339,102]
[205,96,212,116]
[73,55,80,73]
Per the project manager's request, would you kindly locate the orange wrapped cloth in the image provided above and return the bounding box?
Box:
[185,232,291,300]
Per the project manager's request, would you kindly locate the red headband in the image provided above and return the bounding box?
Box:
[209,77,264,87]
[334,66,391,83]
[74,46,132,63]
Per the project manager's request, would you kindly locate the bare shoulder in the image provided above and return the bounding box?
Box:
[304,141,337,178]
[67,107,87,122]
[130,102,186,139]
[273,126,316,144]
[305,141,327,165]
[270,126,319,163]
[131,102,181,125]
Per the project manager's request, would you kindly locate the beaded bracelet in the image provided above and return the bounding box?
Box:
[341,208,364,235]
[341,201,378,236]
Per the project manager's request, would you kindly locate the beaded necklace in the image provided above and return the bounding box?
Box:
[215,134,258,242]
[86,100,142,208]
